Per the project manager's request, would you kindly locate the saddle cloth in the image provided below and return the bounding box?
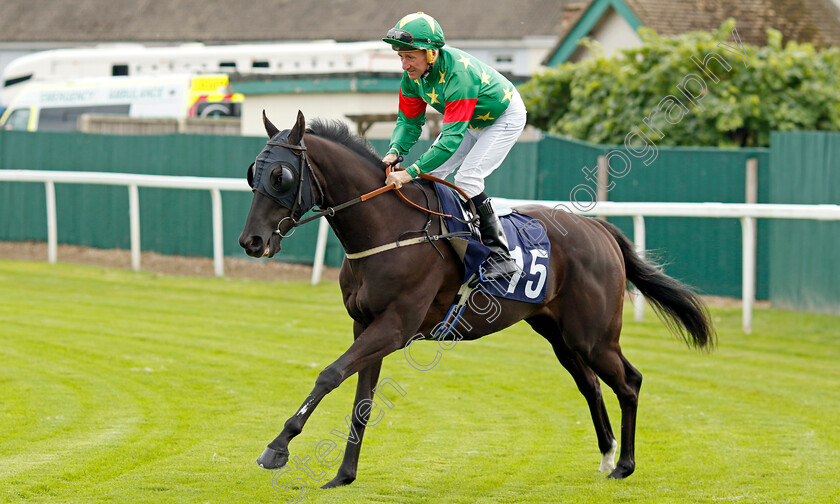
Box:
[433,182,550,304]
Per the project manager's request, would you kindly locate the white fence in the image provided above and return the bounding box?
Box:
[495,198,840,333]
[2,170,839,333]
[0,170,250,278]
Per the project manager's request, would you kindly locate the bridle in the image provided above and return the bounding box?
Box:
[247,130,325,239]
[249,134,478,248]
[264,138,324,238]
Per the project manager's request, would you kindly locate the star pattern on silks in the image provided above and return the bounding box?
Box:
[457,55,472,69]
[502,86,514,102]
[480,70,491,85]
[426,88,440,105]
[476,111,494,121]
[439,71,446,84]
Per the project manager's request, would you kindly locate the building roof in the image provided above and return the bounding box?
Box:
[627,0,840,46]
[0,0,571,43]
[546,0,840,65]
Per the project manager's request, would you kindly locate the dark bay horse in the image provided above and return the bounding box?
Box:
[238,111,714,488]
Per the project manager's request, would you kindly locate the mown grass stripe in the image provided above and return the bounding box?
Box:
[1,260,839,503]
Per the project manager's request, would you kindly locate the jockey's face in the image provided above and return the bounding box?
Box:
[398,50,430,80]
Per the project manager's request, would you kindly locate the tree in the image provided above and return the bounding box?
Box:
[520,19,840,147]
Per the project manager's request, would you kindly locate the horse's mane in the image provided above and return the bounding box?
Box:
[306,119,385,169]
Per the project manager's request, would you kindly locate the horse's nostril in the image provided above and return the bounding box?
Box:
[240,235,264,255]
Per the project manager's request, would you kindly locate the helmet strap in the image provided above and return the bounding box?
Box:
[420,50,438,79]
[426,49,439,65]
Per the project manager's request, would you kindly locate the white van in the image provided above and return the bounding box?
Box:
[1,42,394,108]
[0,74,242,132]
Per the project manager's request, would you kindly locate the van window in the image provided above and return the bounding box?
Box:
[38,104,130,132]
[195,101,241,118]
[4,74,33,88]
[2,109,31,130]
[112,64,130,76]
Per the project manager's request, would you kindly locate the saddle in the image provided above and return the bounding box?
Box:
[431,182,550,304]
[417,181,551,341]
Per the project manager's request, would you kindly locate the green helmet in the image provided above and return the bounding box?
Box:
[383,12,445,51]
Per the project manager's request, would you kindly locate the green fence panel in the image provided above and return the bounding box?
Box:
[1,131,129,248]
[0,131,341,267]
[8,128,830,303]
[535,134,606,201]
[0,130,49,243]
[0,181,49,242]
[768,131,840,315]
[607,146,771,300]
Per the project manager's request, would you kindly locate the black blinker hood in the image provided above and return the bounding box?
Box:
[249,129,315,221]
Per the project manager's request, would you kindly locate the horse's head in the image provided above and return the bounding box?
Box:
[238,110,316,258]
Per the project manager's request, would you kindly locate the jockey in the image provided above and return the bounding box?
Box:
[381,12,526,282]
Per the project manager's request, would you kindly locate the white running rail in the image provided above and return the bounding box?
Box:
[494,198,840,334]
[0,169,250,278]
[2,170,839,333]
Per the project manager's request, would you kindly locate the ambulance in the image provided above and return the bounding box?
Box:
[0,74,242,132]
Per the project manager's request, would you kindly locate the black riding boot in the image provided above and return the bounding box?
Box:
[472,194,520,282]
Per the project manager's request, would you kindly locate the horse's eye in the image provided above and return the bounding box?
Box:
[268,163,297,195]
[246,162,255,188]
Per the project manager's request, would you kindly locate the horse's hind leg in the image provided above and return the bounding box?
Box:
[578,342,642,479]
[526,316,618,473]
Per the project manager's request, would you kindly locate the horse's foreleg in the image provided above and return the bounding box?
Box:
[320,358,382,489]
[257,313,406,471]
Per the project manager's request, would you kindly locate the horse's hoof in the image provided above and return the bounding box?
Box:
[608,460,635,479]
[257,446,289,470]
[321,474,355,489]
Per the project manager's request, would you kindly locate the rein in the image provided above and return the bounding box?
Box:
[265,140,478,260]
[279,154,476,233]
[382,165,476,220]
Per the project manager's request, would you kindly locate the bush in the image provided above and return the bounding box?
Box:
[520,19,840,147]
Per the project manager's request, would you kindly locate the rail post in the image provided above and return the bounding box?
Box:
[740,216,756,334]
[128,184,141,272]
[211,189,224,277]
[632,215,646,322]
[311,217,330,285]
[45,181,57,264]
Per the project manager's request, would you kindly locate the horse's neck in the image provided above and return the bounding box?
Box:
[307,137,409,253]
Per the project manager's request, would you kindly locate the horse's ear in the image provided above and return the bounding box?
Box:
[262,110,280,138]
[288,110,306,146]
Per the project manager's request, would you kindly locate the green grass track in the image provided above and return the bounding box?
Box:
[1,260,838,503]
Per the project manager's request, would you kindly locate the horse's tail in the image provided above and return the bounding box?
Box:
[596,218,716,350]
